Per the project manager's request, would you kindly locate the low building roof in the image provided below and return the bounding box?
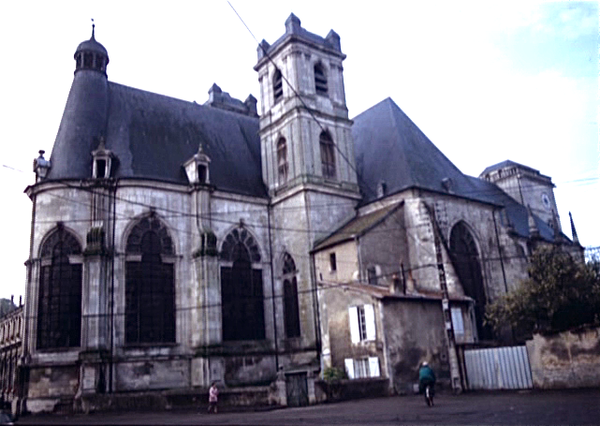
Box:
[313,202,403,251]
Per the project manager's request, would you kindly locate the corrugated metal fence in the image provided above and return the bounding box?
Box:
[464,346,533,390]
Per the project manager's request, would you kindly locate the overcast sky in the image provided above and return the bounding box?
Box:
[0,1,598,301]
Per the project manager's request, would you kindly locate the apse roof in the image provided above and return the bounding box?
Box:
[47,80,266,198]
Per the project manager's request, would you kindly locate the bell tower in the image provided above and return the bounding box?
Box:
[255,14,359,198]
[254,15,360,372]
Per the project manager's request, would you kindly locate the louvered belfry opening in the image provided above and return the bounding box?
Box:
[314,63,328,95]
[221,228,265,341]
[282,253,300,338]
[37,227,82,350]
[273,69,283,103]
[449,221,492,340]
[125,216,175,344]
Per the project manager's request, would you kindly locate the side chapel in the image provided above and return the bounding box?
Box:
[21,14,582,412]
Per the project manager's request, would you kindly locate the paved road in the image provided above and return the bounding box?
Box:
[16,388,600,425]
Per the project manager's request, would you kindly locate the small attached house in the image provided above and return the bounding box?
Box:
[313,202,476,393]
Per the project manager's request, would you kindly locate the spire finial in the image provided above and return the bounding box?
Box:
[569,212,580,244]
[91,18,95,39]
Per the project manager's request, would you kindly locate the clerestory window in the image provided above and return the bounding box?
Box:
[220,228,265,341]
[125,215,175,345]
[37,226,82,350]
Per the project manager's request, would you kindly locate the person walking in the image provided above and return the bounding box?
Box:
[208,382,219,414]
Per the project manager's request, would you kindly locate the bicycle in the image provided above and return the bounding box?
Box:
[424,384,434,407]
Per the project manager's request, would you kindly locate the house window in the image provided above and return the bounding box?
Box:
[451,307,465,336]
[273,69,283,103]
[277,137,288,184]
[314,63,328,95]
[329,252,337,272]
[282,253,301,338]
[348,304,376,343]
[220,228,265,341]
[320,131,336,179]
[367,267,378,285]
[37,227,82,350]
[344,357,380,379]
[125,215,175,344]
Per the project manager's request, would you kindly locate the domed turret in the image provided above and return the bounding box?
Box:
[74,23,109,75]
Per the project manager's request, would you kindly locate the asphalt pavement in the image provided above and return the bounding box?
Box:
[15,388,600,425]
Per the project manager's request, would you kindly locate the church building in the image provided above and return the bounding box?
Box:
[21,14,581,412]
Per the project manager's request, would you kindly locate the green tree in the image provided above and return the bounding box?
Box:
[486,247,600,338]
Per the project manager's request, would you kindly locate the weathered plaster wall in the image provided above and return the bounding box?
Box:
[381,299,450,394]
[526,327,600,389]
[317,285,384,378]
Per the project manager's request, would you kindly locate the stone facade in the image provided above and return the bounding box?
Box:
[20,14,582,414]
[0,302,23,412]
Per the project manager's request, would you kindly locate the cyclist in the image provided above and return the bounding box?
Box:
[418,361,436,406]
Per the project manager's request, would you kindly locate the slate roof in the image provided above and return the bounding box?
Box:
[313,202,403,251]
[47,75,266,198]
[350,97,562,243]
[352,98,498,206]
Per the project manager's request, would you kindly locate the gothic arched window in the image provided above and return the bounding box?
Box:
[449,222,492,340]
[320,131,336,179]
[282,253,301,338]
[277,137,288,184]
[314,62,328,95]
[37,226,82,350]
[220,228,265,341]
[125,215,175,344]
[273,69,283,103]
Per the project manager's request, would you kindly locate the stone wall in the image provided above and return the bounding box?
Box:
[526,326,600,389]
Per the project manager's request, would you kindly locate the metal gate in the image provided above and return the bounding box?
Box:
[464,346,533,390]
[286,372,308,407]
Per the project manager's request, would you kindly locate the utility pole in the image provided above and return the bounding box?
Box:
[426,203,463,393]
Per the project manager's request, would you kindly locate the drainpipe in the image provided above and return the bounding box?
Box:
[267,203,279,371]
[108,179,117,393]
[492,208,508,294]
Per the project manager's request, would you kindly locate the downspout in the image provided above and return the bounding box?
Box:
[20,185,37,412]
[267,203,279,371]
[108,179,117,393]
[492,208,508,294]
[309,251,322,368]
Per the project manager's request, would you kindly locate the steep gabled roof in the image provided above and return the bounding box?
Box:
[352,97,563,243]
[353,98,496,205]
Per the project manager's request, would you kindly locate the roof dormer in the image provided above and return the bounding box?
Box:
[91,137,114,179]
[184,144,211,185]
